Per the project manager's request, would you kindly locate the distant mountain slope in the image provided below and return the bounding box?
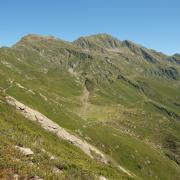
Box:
[0,33,180,179]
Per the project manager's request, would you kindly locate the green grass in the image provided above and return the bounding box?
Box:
[0,34,180,180]
[0,93,128,180]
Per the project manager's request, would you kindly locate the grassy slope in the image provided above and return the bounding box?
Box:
[0,92,128,180]
[0,35,180,179]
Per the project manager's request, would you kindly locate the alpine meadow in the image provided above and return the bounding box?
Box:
[0,33,179,179]
[0,0,180,179]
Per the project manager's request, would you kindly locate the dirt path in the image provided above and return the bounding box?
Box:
[80,87,90,116]
[3,79,14,93]
[6,95,136,178]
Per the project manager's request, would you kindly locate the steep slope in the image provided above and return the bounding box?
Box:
[73,33,123,53]
[0,34,180,180]
[73,34,166,64]
[0,92,127,179]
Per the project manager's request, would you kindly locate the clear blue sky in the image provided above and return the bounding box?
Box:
[0,0,179,55]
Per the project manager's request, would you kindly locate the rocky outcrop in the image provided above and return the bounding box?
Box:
[150,101,180,120]
[148,66,179,80]
[15,146,34,156]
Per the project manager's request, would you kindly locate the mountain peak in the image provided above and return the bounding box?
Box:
[73,33,122,50]
[14,34,70,49]
[24,34,59,41]
[84,33,119,40]
[77,33,117,39]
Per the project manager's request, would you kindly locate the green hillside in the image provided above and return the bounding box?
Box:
[0,34,180,180]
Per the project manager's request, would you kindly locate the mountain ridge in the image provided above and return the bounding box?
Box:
[7,33,178,57]
[0,32,180,179]
[9,33,180,68]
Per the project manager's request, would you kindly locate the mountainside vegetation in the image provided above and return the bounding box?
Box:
[0,33,180,180]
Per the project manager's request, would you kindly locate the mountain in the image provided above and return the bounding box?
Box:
[0,33,180,180]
